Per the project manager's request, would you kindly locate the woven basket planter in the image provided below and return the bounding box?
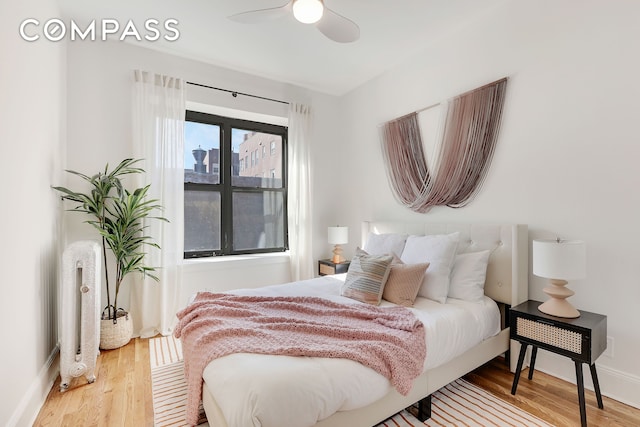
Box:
[100,312,133,350]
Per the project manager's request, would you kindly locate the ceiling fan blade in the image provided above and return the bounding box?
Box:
[229,2,292,24]
[315,7,360,43]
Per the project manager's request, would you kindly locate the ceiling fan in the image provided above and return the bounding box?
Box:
[229,0,360,43]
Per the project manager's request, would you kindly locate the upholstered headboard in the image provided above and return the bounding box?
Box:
[361,222,528,306]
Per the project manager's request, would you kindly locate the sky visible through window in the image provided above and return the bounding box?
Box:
[184,121,251,171]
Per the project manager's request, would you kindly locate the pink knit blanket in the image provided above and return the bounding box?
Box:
[174,292,426,426]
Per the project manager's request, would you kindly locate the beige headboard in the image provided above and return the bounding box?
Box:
[361,222,528,306]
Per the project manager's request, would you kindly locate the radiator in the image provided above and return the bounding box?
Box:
[60,241,102,391]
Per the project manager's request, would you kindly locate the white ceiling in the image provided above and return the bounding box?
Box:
[58,0,506,96]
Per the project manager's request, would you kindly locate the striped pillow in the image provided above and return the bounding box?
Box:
[341,250,393,305]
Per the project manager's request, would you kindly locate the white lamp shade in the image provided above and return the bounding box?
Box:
[328,226,348,245]
[292,0,324,24]
[533,239,586,280]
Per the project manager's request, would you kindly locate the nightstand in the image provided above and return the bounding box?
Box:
[318,259,350,276]
[510,300,607,427]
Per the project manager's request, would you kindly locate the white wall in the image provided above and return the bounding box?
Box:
[334,0,640,408]
[181,254,290,304]
[65,41,342,310]
[0,0,66,425]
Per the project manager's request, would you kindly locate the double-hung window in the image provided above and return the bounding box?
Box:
[183,110,288,258]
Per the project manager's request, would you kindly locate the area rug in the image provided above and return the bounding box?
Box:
[150,335,553,427]
[379,379,554,427]
[149,335,207,426]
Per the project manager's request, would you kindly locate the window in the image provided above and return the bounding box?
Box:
[183,110,288,257]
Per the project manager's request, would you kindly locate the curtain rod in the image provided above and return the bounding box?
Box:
[415,102,441,115]
[398,77,509,119]
[383,102,440,125]
[186,81,290,105]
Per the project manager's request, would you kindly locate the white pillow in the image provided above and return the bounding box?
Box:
[400,232,460,303]
[363,232,408,257]
[448,250,491,302]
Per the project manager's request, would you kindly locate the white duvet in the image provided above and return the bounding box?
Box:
[200,274,500,427]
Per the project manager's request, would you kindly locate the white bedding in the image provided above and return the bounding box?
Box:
[200,274,500,427]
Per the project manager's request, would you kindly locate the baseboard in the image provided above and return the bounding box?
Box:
[534,353,640,410]
[6,345,60,427]
[596,364,640,409]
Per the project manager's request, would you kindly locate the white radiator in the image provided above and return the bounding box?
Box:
[60,241,101,391]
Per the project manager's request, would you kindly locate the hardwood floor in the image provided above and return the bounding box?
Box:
[34,338,640,426]
[464,358,639,427]
[34,338,153,427]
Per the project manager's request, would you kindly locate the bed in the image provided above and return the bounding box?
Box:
[181,221,528,427]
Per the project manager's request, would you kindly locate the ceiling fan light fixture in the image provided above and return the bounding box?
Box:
[292,0,324,24]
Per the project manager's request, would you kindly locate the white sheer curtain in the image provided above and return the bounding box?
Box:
[288,103,314,281]
[130,70,185,337]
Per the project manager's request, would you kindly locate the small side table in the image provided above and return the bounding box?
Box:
[510,300,607,427]
[318,259,350,276]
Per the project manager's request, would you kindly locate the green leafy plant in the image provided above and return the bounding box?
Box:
[53,158,167,322]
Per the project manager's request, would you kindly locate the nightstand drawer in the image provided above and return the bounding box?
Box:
[515,317,583,355]
[319,263,336,275]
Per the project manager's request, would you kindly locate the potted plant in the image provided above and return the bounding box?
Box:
[53,158,167,349]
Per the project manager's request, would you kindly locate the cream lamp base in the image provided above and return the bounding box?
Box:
[331,244,345,264]
[538,279,580,318]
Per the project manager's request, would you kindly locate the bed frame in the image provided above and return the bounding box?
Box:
[202,222,528,427]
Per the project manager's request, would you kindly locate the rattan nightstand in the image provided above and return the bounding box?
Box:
[510,300,607,427]
[318,259,350,276]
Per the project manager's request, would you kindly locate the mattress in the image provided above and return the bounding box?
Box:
[200,274,500,427]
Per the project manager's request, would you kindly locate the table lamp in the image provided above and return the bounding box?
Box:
[328,226,348,264]
[533,238,586,318]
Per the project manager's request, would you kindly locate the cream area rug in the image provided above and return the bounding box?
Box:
[379,379,554,427]
[149,335,207,426]
[150,335,553,427]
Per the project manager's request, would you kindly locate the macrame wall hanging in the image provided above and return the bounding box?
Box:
[380,78,507,213]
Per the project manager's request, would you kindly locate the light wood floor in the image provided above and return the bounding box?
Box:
[465,358,639,427]
[34,338,640,426]
[35,338,153,427]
